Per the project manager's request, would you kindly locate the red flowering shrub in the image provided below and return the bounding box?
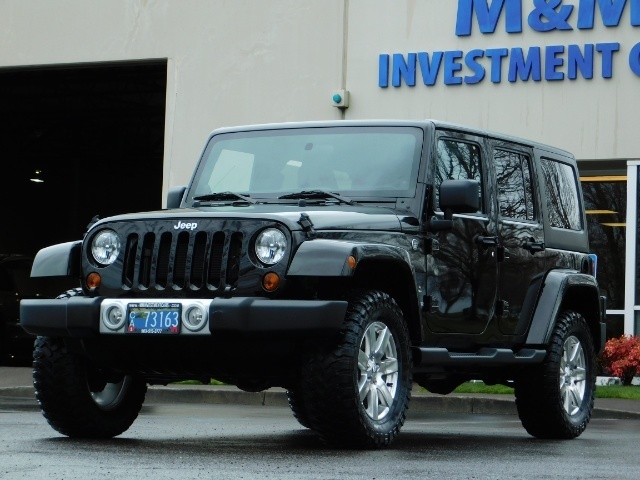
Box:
[600,335,640,386]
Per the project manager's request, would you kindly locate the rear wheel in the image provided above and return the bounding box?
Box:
[33,336,146,438]
[515,310,595,439]
[301,290,412,448]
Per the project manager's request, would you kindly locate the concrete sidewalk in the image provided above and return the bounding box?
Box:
[2,367,639,419]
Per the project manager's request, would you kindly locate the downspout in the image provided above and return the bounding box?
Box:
[340,0,349,120]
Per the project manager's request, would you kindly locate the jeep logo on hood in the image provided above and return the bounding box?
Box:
[173,221,198,231]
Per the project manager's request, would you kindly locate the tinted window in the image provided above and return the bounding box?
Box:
[540,158,582,230]
[435,139,482,212]
[494,149,534,221]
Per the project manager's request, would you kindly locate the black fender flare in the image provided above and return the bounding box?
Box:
[525,269,604,353]
[31,241,82,278]
[287,239,414,277]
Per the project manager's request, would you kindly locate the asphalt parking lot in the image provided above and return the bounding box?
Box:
[1,397,640,480]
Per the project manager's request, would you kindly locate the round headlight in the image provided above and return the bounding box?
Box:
[255,228,287,265]
[91,229,121,266]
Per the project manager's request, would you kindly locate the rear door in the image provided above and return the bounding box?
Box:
[492,142,546,335]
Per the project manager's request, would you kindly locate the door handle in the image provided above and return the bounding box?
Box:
[523,239,545,254]
[476,235,499,249]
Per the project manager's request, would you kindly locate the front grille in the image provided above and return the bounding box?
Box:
[207,232,225,289]
[121,229,244,292]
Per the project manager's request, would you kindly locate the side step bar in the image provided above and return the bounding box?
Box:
[412,347,547,368]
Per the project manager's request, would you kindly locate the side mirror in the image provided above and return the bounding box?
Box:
[439,179,480,219]
[427,179,480,232]
[167,186,187,209]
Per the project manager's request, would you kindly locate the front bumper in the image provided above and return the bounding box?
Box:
[20,296,348,338]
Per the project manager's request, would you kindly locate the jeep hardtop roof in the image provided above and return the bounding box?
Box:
[206,119,574,161]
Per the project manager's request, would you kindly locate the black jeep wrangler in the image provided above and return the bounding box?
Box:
[21,120,605,448]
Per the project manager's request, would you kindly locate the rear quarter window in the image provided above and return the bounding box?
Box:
[540,158,582,230]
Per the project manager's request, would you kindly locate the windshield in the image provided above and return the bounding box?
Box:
[186,126,423,203]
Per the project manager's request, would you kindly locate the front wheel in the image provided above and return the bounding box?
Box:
[515,310,596,439]
[33,336,147,438]
[286,388,311,429]
[300,290,412,448]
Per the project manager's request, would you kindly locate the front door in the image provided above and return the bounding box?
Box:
[425,131,498,335]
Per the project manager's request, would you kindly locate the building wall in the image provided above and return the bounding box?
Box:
[347,0,640,163]
[0,0,346,191]
[1,0,639,193]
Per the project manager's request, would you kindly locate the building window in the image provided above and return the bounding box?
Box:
[580,175,627,317]
[606,314,625,340]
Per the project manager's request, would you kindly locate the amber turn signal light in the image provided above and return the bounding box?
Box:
[262,272,280,292]
[348,255,357,269]
[86,272,102,289]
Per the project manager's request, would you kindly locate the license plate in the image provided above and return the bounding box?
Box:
[126,302,181,334]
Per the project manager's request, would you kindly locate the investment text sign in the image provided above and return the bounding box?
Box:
[378,0,640,87]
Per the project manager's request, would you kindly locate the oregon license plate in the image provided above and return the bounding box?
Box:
[126,302,181,334]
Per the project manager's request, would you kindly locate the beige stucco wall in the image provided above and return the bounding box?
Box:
[1,0,639,197]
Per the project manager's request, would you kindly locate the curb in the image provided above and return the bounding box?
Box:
[3,385,638,419]
[0,387,35,398]
[142,387,520,415]
[0,385,518,415]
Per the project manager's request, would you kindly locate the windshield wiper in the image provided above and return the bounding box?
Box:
[278,190,355,205]
[193,192,256,205]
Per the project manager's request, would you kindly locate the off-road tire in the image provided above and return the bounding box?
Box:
[33,335,147,438]
[286,388,311,429]
[301,290,412,448]
[515,310,596,439]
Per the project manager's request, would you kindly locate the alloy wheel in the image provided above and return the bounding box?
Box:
[357,321,399,421]
[560,335,587,416]
[90,376,132,410]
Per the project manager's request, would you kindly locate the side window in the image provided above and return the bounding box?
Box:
[435,138,483,212]
[494,149,535,221]
[540,158,582,230]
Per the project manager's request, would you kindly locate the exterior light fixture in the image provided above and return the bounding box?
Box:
[30,170,44,183]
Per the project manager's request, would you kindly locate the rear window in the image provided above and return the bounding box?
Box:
[540,158,582,230]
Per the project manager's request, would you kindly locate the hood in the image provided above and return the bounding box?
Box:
[91,203,416,232]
